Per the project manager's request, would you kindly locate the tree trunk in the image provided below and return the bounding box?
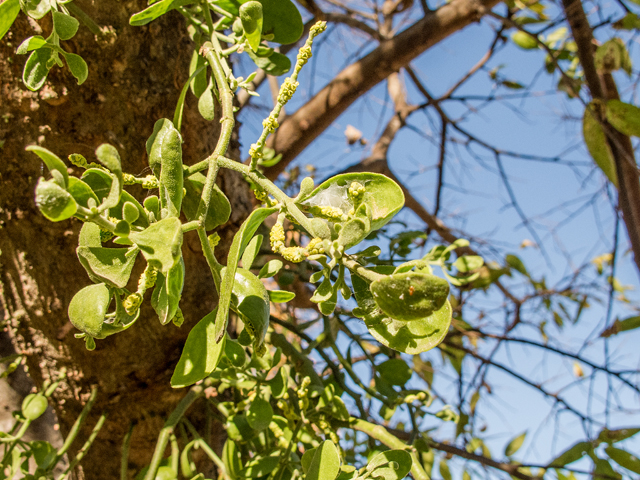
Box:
[0,3,252,477]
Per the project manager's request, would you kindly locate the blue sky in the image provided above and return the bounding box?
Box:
[232,2,640,476]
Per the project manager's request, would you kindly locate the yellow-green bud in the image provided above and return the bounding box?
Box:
[270,224,285,253]
[281,247,305,263]
[123,293,142,315]
[306,238,324,255]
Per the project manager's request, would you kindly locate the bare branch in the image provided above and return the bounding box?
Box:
[261,0,502,179]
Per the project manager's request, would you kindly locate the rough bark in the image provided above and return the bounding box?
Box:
[0,2,252,478]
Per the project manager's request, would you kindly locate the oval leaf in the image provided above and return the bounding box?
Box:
[583,102,618,187]
[35,178,77,221]
[0,0,20,42]
[68,283,110,338]
[52,11,79,40]
[305,440,340,480]
[171,310,226,388]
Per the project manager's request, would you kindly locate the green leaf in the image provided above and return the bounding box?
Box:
[593,457,622,480]
[246,50,291,76]
[129,217,183,272]
[198,83,216,121]
[171,310,226,388]
[258,259,283,278]
[606,447,640,474]
[607,99,640,138]
[215,207,277,343]
[453,255,484,273]
[129,0,194,25]
[242,234,263,270]
[68,283,110,338]
[302,172,404,243]
[511,31,538,49]
[19,0,50,19]
[365,298,452,354]
[52,11,79,40]
[30,440,56,469]
[35,178,77,221]
[225,268,270,351]
[16,35,47,54]
[583,102,618,187]
[439,459,452,480]
[246,397,273,431]
[260,0,303,44]
[370,272,450,321]
[223,440,242,480]
[189,51,208,97]
[224,338,247,368]
[598,427,640,443]
[81,169,148,227]
[377,358,412,386]
[602,316,640,337]
[151,258,185,325]
[67,177,99,210]
[305,440,341,480]
[239,453,280,477]
[506,254,528,276]
[595,38,632,75]
[22,47,53,91]
[613,13,640,30]
[79,222,102,248]
[505,432,526,456]
[268,290,295,303]
[240,1,263,52]
[366,450,412,480]
[26,145,69,187]
[76,245,138,288]
[62,52,88,85]
[123,202,140,224]
[182,172,231,230]
[0,0,19,41]
[550,441,593,467]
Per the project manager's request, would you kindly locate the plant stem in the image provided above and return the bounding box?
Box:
[197,439,231,480]
[120,423,134,480]
[143,386,203,480]
[56,385,98,458]
[215,156,321,237]
[66,2,103,37]
[58,412,107,480]
[340,256,384,283]
[349,418,429,480]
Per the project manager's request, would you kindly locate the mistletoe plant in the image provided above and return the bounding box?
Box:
[27,0,483,388]
[14,0,489,478]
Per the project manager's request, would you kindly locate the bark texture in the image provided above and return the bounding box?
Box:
[0,2,252,478]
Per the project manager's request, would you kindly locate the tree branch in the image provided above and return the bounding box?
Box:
[261,0,502,179]
[561,0,640,278]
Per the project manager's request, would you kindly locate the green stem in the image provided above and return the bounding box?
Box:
[75,206,117,232]
[340,256,384,283]
[56,386,98,458]
[249,23,326,170]
[216,156,320,236]
[349,419,429,480]
[197,439,231,480]
[0,420,31,443]
[198,228,222,290]
[66,2,103,37]
[121,423,134,480]
[58,412,107,480]
[143,386,203,480]
[322,317,391,405]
